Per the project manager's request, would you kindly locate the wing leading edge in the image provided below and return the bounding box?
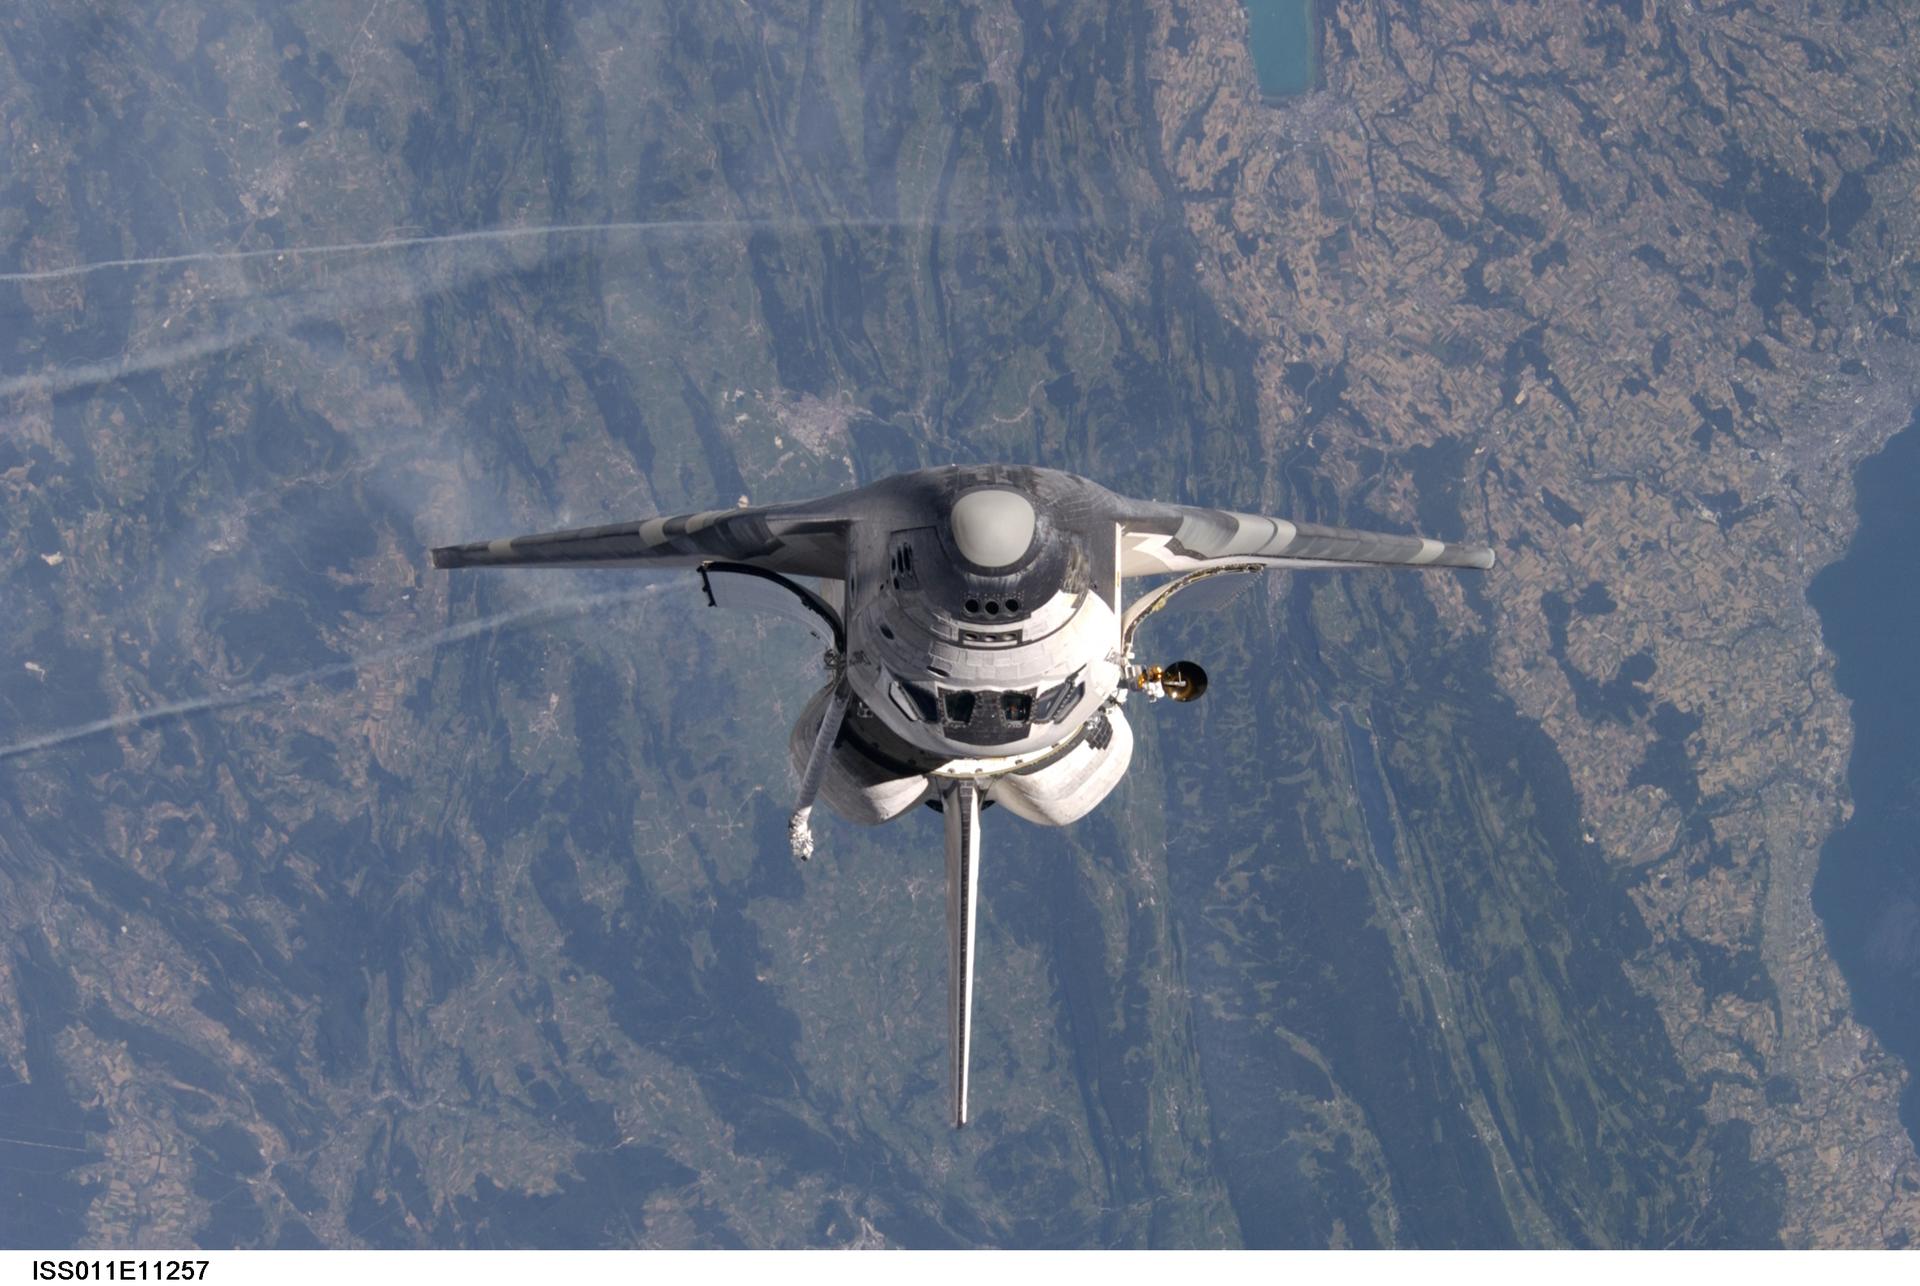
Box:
[1117,501,1494,577]
[432,503,849,579]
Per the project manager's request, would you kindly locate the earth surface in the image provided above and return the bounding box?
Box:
[4,0,1920,1249]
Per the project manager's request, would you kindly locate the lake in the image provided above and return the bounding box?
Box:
[1809,404,1920,1147]
[1244,0,1319,99]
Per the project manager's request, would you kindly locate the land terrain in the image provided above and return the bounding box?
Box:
[1,0,1917,1247]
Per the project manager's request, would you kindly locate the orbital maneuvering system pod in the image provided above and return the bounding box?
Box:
[434,464,1494,1128]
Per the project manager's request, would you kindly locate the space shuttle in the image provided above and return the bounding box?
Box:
[434,464,1493,1127]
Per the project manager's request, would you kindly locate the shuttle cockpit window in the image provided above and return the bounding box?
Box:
[942,690,977,726]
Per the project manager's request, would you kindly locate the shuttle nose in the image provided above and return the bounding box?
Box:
[949,489,1037,568]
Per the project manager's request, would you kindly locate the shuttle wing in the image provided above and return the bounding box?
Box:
[1117,501,1494,577]
[432,502,849,579]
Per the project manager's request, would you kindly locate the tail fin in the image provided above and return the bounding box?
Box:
[943,780,983,1128]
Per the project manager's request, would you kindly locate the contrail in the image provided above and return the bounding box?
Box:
[0,224,530,399]
[0,584,671,764]
[0,325,260,400]
[0,216,938,285]
[0,213,1009,400]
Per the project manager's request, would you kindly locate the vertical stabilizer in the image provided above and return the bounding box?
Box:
[944,780,983,1128]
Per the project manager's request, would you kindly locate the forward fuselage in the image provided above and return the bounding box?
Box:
[836,465,1128,769]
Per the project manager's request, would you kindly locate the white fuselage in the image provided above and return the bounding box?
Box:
[845,581,1123,766]
[791,475,1137,828]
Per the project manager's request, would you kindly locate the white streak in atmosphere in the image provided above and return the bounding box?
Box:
[0,217,929,285]
[0,224,529,399]
[0,324,266,401]
[0,584,669,764]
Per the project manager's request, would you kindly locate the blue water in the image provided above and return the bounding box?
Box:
[1243,0,1318,98]
[1809,404,1920,1147]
